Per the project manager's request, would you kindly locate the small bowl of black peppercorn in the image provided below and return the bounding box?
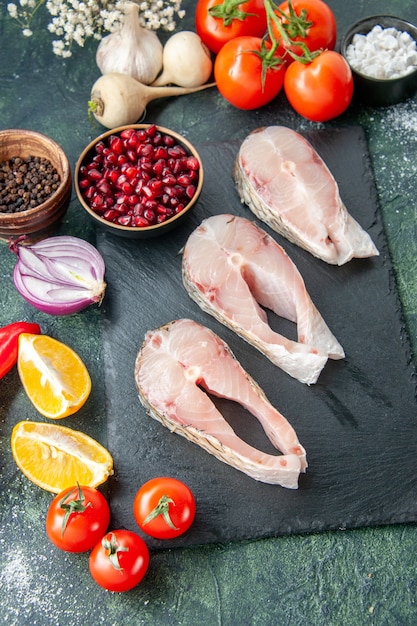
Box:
[0,129,72,243]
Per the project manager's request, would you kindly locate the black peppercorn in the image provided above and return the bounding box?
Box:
[0,155,61,213]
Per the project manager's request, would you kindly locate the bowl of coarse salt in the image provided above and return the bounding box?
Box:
[340,15,417,106]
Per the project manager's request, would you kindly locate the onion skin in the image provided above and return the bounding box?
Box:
[11,236,106,316]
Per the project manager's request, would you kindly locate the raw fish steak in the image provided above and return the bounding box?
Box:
[182,214,344,385]
[135,319,307,488]
[233,126,379,265]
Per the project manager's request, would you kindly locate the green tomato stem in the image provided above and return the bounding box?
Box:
[59,483,91,537]
[264,0,321,63]
[208,0,258,26]
[102,533,129,571]
[143,495,179,530]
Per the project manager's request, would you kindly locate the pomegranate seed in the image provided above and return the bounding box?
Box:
[115,202,129,214]
[133,203,145,216]
[135,179,144,194]
[146,125,157,138]
[124,166,139,180]
[131,215,147,227]
[177,174,192,186]
[106,169,118,185]
[143,208,156,223]
[103,209,119,221]
[127,194,140,206]
[126,149,137,162]
[162,134,175,147]
[138,143,153,157]
[94,141,106,154]
[91,193,105,211]
[117,215,132,226]
[186,185,196,199]
[120,128,135,140]
[84,186,96,200]
[121,181,134,194]
[187,156,200,170]
[96,180,112,195]
[140,158,153,173]
[78,178,90,189]
[109,135,123,155]
[144,199,158,211]
[153,159,167,175]
[142,186,155,200]
[162,173,176,185]
[154,146,168,160]
[148,178,163,194]
[87,168,102,181]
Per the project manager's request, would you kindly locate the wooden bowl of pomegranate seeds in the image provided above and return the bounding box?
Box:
[0,129,72,243]
[74,124,204,239]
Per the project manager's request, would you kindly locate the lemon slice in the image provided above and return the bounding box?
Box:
[17,333,91,419]
[11,421,114,493]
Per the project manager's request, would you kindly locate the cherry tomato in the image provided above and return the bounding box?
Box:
[46,484,110,552]
[89,530,150,592]
[284,50,353,122]
[133,477,196,540]
[272,0,337,60]
[196,0,267,54]
[214,35,286,110]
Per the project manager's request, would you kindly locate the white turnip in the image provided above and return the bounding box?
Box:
[88,73,216,129]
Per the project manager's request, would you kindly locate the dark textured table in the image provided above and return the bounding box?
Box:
[1,1,417,624]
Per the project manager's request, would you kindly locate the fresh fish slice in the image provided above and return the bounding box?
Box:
[135,319,307,488]
[182,214,344,385]
[233,125,379,265]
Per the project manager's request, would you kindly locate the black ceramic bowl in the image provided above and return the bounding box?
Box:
[75,124,203,239]
[340,15,417,106]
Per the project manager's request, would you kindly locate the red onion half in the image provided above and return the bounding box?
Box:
[11,236,106,315]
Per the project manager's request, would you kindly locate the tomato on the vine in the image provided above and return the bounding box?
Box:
[196,0,267,54]
[271,0,337,61]
[284,50,353,122]
[214,35,285,110]
[89,530,150,592]
[133,477,196,540]
[46,484,110,553]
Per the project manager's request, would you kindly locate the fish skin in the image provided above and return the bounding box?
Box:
[135,319,307,488]
[233,126,379,265]
[182,214,344,385]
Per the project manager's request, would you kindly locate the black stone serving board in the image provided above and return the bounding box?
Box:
[97,126,417,549]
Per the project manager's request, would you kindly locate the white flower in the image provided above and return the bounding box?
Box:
[7,4,18,18]
[8,0,185,56]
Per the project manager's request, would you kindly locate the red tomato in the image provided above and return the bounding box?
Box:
[214,36,285,110]
[46,485,110,553]
[89,530,149,592]
[133,477,196,540]
[196,0,267,54]
[284,50,353,122]
[272,0,337,60]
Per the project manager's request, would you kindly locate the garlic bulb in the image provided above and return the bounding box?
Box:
[96,1,163,85]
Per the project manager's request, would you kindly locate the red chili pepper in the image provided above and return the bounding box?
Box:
[0,321,41,379]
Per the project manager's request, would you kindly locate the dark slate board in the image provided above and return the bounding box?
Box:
[96,126,417,549]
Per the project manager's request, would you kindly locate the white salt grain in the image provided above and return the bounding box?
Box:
[346,24,417,79]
